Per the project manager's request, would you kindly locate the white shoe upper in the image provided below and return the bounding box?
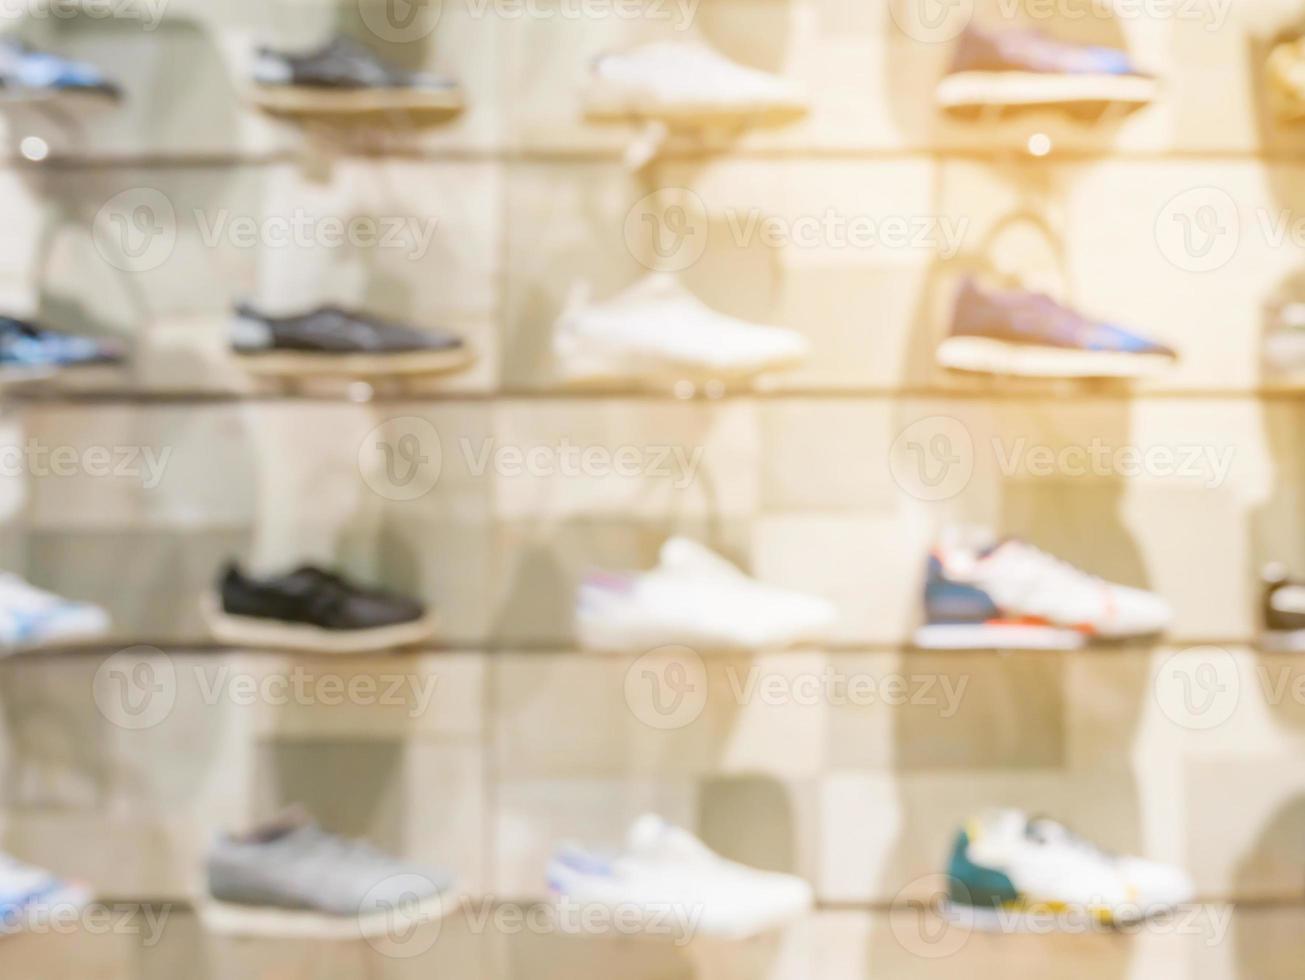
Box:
[576,537,836,652]
[0,574,109,650]
[590,40,806,112]
[965,809,1193,916]
[553,274,809,382]
[935,529,1170,638]
[548,813,813,939]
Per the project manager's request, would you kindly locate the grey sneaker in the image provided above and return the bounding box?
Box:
[250,35,461,115]
[206,808,453,935]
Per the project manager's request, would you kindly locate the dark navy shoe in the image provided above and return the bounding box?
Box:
[250,35,460,115]
[231,302,472,378]
[0,39,120,100]
[1261,563,1305,652]
[938,23,1156,109]
[0,317,123,377]
[937,278,1176,378]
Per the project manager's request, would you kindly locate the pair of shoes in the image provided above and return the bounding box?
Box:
[574,531,1171,655]
[553,275,1177,385]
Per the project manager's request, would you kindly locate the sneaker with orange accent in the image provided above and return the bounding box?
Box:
[914,528,1170,650]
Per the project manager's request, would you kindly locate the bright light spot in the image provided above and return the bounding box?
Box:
[19,137,48,162]
[1027,133,1052,157]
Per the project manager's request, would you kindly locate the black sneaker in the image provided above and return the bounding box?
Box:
[231,303,472,378]
[249,35,461,115]
[205,564,436,654]
[1262,563,1305,651]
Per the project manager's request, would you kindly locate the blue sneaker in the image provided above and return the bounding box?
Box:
[938,23,1157,110]
[0,317,123,377]
[0,39,120,100]
[937,278,1176,378]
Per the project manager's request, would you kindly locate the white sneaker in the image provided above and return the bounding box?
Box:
[576,537,836,653]
[0,574,110,651]
[0,852,91,935]
[548,814,813,940]
[585,40,807,122]
[553,275,809,385]
[915,528,1170,650]
[944,810,1193,929]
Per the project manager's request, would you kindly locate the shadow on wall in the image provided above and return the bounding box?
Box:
[1231,794,1305,980]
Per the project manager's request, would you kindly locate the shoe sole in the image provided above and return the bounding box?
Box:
[1260,629,1305,652]
[936,71,1157,109]
[200,891,457,940]
[234,346,473,379]
[554,336,808,388]
[202,594,438,654]
[940,898,1159,932]
[248,85,463,116]
[937,336,1174,379]
[913,623,1086,651]
[583,87,807,126]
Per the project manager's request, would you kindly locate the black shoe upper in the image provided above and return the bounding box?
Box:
[254,36,452,92]
[232,303,464,356]
[220,563,426,631]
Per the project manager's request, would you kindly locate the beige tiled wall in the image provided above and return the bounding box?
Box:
[1,0,1303,977]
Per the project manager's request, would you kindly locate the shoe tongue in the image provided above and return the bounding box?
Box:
[659,537,741,579]
[626,814,711,863]
[239,805,315,844]
[623,273,696,307]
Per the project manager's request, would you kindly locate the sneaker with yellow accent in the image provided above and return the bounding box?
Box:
[944,810,1194,931]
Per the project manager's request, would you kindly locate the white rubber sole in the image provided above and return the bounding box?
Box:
[553,333,807,388]
[202,594,438,655]
[1261,629,1305,653]
[937,336,1173,379]
[248,85,463,116]
[942,897,1172,932]
[200,891,455,940]
[235,346,473,379]
[914,622,1086,651]
[936,71,1157,109]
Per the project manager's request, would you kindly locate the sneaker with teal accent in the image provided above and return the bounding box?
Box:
[944,810,1194,931]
